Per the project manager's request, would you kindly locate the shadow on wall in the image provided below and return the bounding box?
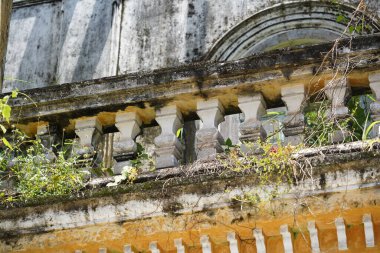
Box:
[4,0,113,92]
[5,2,62,91]
[70,0,112,83]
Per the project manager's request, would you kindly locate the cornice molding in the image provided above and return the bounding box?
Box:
[13,0,60,9]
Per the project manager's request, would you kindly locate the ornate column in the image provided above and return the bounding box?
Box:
[36,123,59,162]
[324,78,351,143]
[154,105,184,169]
[112,111,142,174]
[74,117,103,159]
[238,94,266,144]
[196,99,225,159]
[369,72,380,138]
[281,84,306,145]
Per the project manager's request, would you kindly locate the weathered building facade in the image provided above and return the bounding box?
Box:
[1,0,380,252]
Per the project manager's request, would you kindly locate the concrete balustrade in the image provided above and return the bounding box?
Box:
[154,105,184,169]
[6,73,380,175]
[196,99,225,159]
[9,75,380,174]
[281,84,306,145]
[55,225,380,253]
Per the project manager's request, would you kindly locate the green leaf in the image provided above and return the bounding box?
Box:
[176,128,183,138]
[2,95,9,103]
[225,138,233,147]
[2,104,11,122]
[267,111,281,116]
[11,89,18,98]
[367,94,376,102]
[349,26,355,34]
[336,14,344,23]
[0,124,6,134]
[2,137,13,150]
[363,120,380,140]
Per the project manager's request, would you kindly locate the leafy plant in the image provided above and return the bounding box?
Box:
[130,142,154,171]
[0,89,18,149]
[0,131,85,203]
[221,140,300,204]
[222,138,236,152]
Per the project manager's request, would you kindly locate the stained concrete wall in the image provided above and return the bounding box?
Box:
[3,0,380,92]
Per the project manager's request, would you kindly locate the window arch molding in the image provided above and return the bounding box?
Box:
[204,1,380,61]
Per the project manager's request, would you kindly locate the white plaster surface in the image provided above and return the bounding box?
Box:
[5,0,379,91]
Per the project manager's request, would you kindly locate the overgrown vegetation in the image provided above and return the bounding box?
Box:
[0,130,85,204]
[221,140,300,205]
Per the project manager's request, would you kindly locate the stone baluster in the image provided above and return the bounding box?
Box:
[238,94,266,153]
[324,78,351,143]
[227,232,240,253]
[200,235,212,253]
[253,228,266,253]
[363,214,375,248]
[281,84,306,145]
[113,111,142,174]
[196,99,225,159]
[74,117,103,158]
[369,72,380,138]
[124,245,135,253]
[174,238,186,253]
[149,242,161,253]
[238,94,266,143]
[36,123,59,162]
[280,225,293,253]
[307,221,320,253]
[335,217,348,251]
[154,105,184,169]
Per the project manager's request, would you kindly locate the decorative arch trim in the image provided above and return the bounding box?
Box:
[204,1,380,61]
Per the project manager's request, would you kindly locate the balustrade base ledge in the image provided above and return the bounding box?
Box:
[1,140,380,211]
